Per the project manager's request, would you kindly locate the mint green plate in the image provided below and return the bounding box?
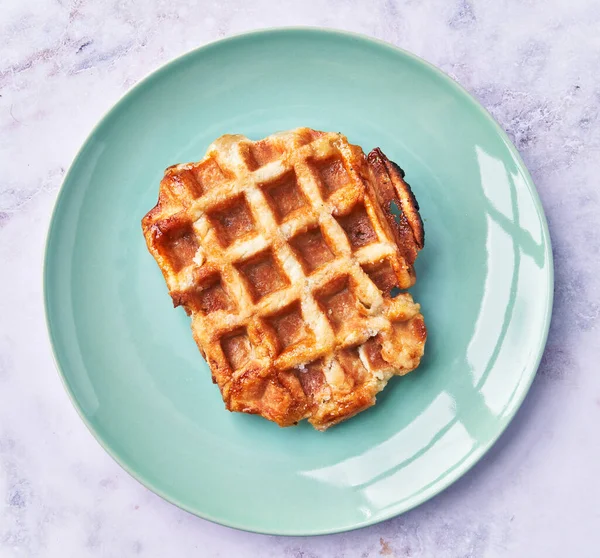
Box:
[44,28,553,535]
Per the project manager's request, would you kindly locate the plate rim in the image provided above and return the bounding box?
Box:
[43,26,554,536]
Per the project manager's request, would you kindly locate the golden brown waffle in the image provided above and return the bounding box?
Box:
[142,128,426,430]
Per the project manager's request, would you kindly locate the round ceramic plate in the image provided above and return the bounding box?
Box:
[44,28,553,535]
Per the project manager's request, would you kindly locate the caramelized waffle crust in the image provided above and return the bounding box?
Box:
[142,128,426,430]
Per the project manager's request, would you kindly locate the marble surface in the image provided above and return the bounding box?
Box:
[1,0,599,556]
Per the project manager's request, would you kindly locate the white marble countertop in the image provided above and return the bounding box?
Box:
[2,1,600,556]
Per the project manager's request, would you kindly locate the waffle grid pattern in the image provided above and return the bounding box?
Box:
[143,128,426,429]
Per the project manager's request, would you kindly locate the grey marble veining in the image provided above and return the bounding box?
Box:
[1,1,600,556]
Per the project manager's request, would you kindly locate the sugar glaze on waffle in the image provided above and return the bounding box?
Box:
[142,128,426,430]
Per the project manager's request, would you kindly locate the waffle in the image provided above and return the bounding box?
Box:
[142,128,426,430]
